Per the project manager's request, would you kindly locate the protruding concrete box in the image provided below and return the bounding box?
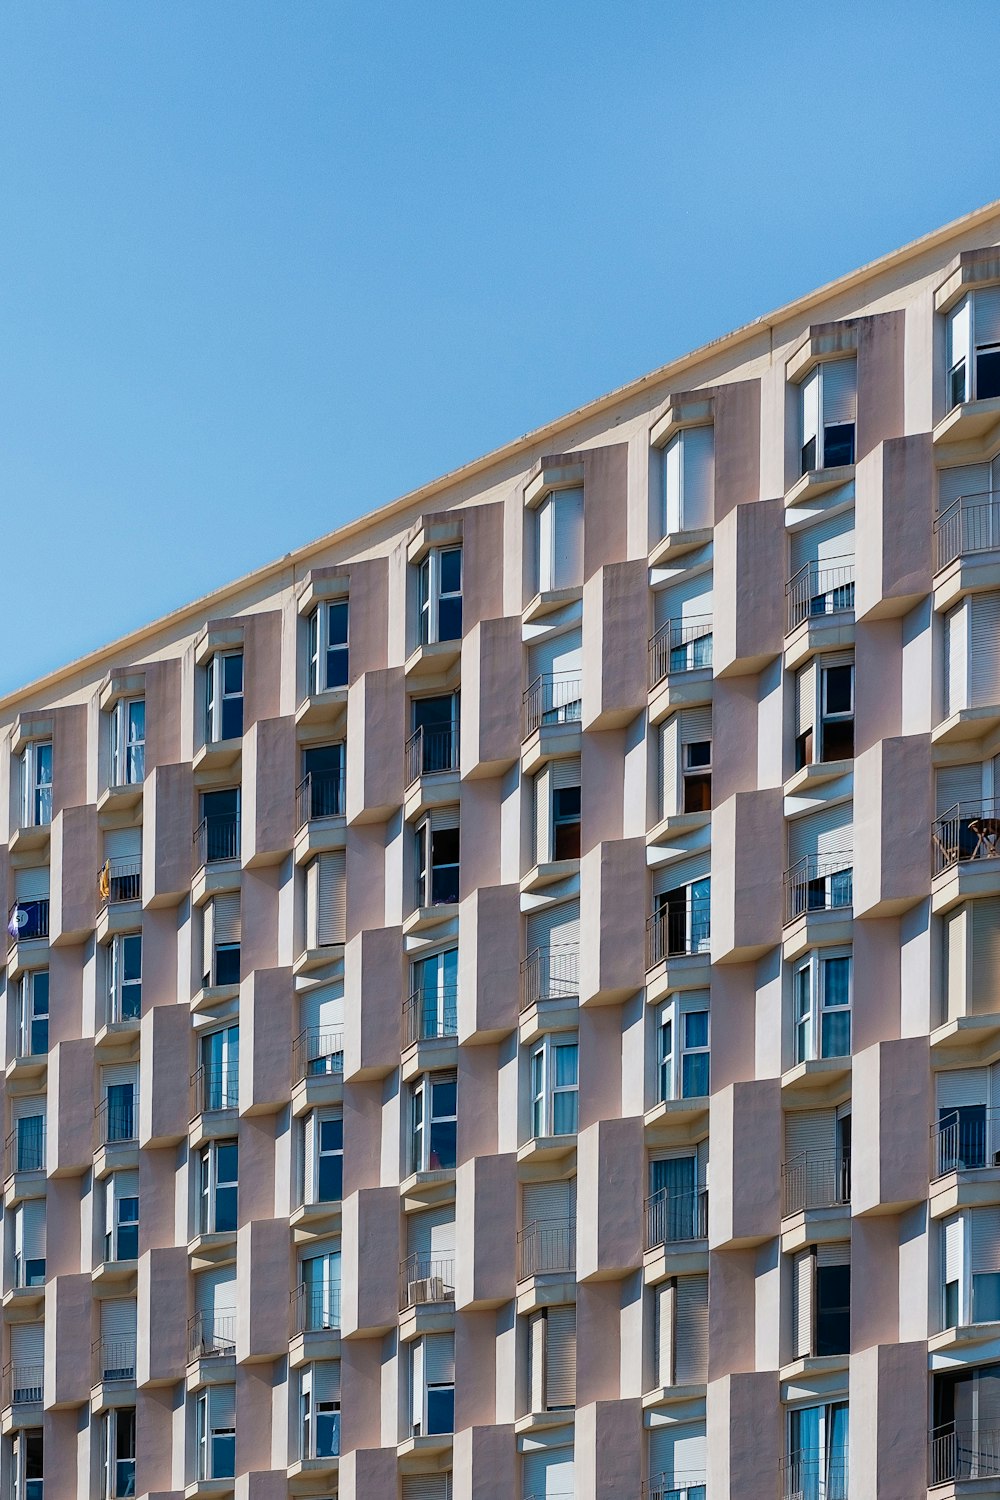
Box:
[576,1398,643,1500]
[343,925,404,1080]
[452,1424,517,1500]
[241,714,296,867]
[458,883,520,1043]
[713,497,785,676]
[142,763,193,907]
[337,1447,399,1500]
[236,1218,289,1362]
[852,1037,931,1215]
[856,310,906,462]
[49,804,98,945]
[580,838,646,1004]
[139,1002,190,1147]
[345,667,405,824]
[137,1247,189,1386]
[710,790,784,962]
[577,1117,644,1280]
[582,561,648,730]
[454,1153,517,1309]
[709,1080,782,1249]
[855,435,934,620]
[848,1342,928,1500]
[239,967,293,1115]
[47,1036,94,1175]
[853,735,931,918]
[461,617,522,778]
[44,1271,91,1408]
[340,1187,399,1337]
[706,1371,782,1498]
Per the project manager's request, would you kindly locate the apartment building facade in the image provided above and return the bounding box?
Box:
[3,202,1000,1500]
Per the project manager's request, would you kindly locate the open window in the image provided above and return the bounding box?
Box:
[417,547,463,644]
[947,289,1000,409]
[799,358,857,474]
[794,655,854,769]
[205,651,243,743]
[534,487,583,594]
[662,426,714,536]
[308,599,349,692]
[19,741,52,829]
[414,809,460,908]
[409,1072,457,1173]
[197,1139,238,1235]
[529,1032,579,1139]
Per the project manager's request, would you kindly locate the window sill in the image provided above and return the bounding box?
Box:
[289,1199,342,1233]
[93,1139,140,1177]
[94,1018,142,1051]
[398,1299,455,1342]
[516,1134,577,1165]
[396,1432,454,1460]
[930,1012,1000,1060]
[5,939,50,982]
[287,1455,340,1479]
[404,639,462,679]
[641,1382,707,1409]
[781,908,854,964]
[931,704,1000,748]
[293,814,347,867]
[928,1321,1000,1354]
[783,611,855,673]
[399,1168,456,1211]
[3,1169,46,1211]
[294,687,348,728]
[780,1057,851,1110]
[783,759,853,796]
[645,811,711,848]
[291,945,345,978]
[643,1096,710,1132]
[933,394,1000,449]
[192,736,242,774]
[646,666,713,726]
[7,823,51,855]
[91,1259,137,1289]
[401,1036,460,1084]
[290,1071,344,1118]
[97,781,144,813]
[521,587,583,624]
[184,1479,236,1500]
[187,1231,237,1269]
[401,903,459,937]
[288,1326,342,1367]
[90,1375,138,1414]
[520,859,580,895]
[513,1408,575,1435]
[1,1283,45,1311]
[648,529,713,567]
[4,1053,47,1083]
[778,1353,848,1383]
[784,463,855,508]
[190,983,240,1015]
[778,1204,850,1255]
[929,1165,1000,1221]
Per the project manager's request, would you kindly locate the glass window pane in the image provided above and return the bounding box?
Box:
[327,601,349,646]
[823,665,853,715]
[439,549,462,594]
[974,1271,1000,1323]
[437,595,462,641]
[820,1008,851,1058]
[823,957,851,1006]
[552,1090,578,1135]
[684,1011,709,1048]
[222,654,243,693]
[682,1051,709,1098]
[553,1043,578,1086]
[432,1079,457,1118]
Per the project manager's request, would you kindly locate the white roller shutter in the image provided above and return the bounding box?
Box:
[680,706,712,744]
[210,1383,236,1429]
[544,1306,576,1409]
[944,1216,964,1286]
[14,868,48,899]
[101,1299,137,1340]
[213,893,241,943]
[945,907,967,1022]
[551,756,580,790]
[655,1280,674,1387]
[674,1273,708,1384]
[523,1179,575,1225]
[652,850,711,898]
[784,1109,837,1161]
[790,509,855,573]
[424,1332,454,1385]
[311,851,346,946]
[945,603,969,716]
[104,828,141,858]
[939,464,991,510]
[19,1201,45,1263]
[549,488,584,591]
[664,434,683,535]
[972,1208,1000,1272]
[530,629,582,683]
[196,1268,236,1318]
[795,662,817,739]
[408,1206,457,1260]
[314,1360,340,1402]
[975,288,1000,348]
[822,359,857,425]
[800,367,820,460]
[11,1097,45,1123]
[300,984,344,1035]
[402,1479,452,1500]
[10,1324,43,1364]
[680,426,715,532]
[793,1249,814,1358]
[526,900,579,955]
[103,1062,138,1094]
[937,1069,988,1108]
[937,765,982,813]
[649,1423,706,1487]
[786,803,852,866]
[816,1242,850,1267]
[970,900,1000,1015]
[971,595,1000,707]
[659,717,679,821]
[949,298,971,401]
[661,569,713,626]
[528,1309,546,1413]
[523,1446,574,1499]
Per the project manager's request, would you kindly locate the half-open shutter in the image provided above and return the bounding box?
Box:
[550,489,584,591]
[796,662,817,740]
[526,901,579,955]
[680,707,712,745]
[790,508,855,574]
[533,766,551,865]
[970,899,1000,1015]
[800,367,820,462]
[659,717,679,820]
[316,852,346,946]
[937,765,982,813]
[786,803,852,866]
[939,463,991,510]
[945,603,969,716]
[101,1298,137,1340]
[674,1273,708,1384]
[793,1249,814,1358]
[402,1478,452,1500]
[975,288,1000,350]
[301,983,344,1036]
[652,851,711,898]
[785,1109,837,1161]
[530,629,582,684]
[314,1360,340,1402]
[522,1446,573,1498]
[822,359,857,426]
[659,569,713,628]
[944,1215,964,1287]
[210,1383,236,1430]
[214,893,241,945]
[971,594,1000,707]
[104,827,141,858]
[408,1205,456,1260]
[15,868,48,899]
[654,1279,674,1387]
[544,1306,576,1409]
[972,1207,1000,1272]
[680,426,715,532]
[424,1332,454,1385]
[816,1242,850,1267]
[937,1068,988,1108]
[20,1201,45,1264]
[944,908,967,1022]
[649,1422,706,1487]
[523,1179,575,1225]
[528,1310,546,1411]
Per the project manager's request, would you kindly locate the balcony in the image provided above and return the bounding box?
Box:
[932,1108,1000,1180]
[936,490,1000,574]
[291,1278,341,1335]
[189,1064,239,1120]
[193,812,241,867]
[97,858,141,908]
[398,1253,456,1310]
[930,1422,1000,1485]
[644,1186,708,1249]
[403,987,458,1046]
[781,1151,851,1217]
[292,1028,344,1085]
[642,1476,706,1500]
[522,674,582,741]
[519,945,580,1012]
[187,1308,236,1360]
[92,1335,137,1386]
[786,558,855,636]
[783,854,853,927]
[6,898,49,951]
[95,1094,138,1148]
[648,614,713,691]
[3,1360,42,1408]
[517,1216,576,1279]
[645,900,711,970]
[405,724,460,790]
[932,802,1000,915]
[780,1448,847,1500]
[296,768,345,828]
[3,1121,46,1181]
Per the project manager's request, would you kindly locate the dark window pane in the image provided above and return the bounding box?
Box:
[439,549,462,594]
[325,645,349,689]
[430,865,460,905]
[214,1183,238,1233]
[683,772,712,813]
[823,422,855,467]
[426,1387,455,1435]
[681,1051,709,1098]
[824,666,853,715]
[429,1120,457,1170]
[116,1223,138,1261]
[432,827,460,866]
[304,744,343,775]
[553,818,581,860]
[203,788,239,817]
[433,1080,457,1116]
[944,1278,959,1328]
[215,944,241,987]
[977,349,1000,401]
[973,1272,1000,1323]
[685,741,711,769]
[220,696,244,740]
[222,654,243,693]
[816,1264,851,1355]
[216,1142,238,1182]
[800,436,817,475]
[318,1153,343,1201]
[320,1118,343,1151]
[327,601,349,646]
[437,596,462,642]
[821,717,854,762]
[122,936,142,983]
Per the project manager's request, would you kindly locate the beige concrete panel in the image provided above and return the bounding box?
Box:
[577,1117,643,1281]
[343,1080,383,1197]
[344,925,403,1081]
[344,557,390,683]
[241,865,279,975]
[142,907,179,1008]
[454,1153,516,1310]
[42,1411,83,1496]
[576,1397,643,1500]
[234,1470,286,1500]
[233,1362,278,1473]
[582,560,648,731]
[242,610,282,729]
[452,1423,517,1500]
[713,498,785,677]
[579,1007,623,1129]
[45,1176,81,1278]
[237,1221,290,1362]
[581,442,629,580]
[855,619,903,754]
[140,1003,190,1147]
[851,1214,900,1352]
[710,789,784,962]
[856,310,906,462]
[714,377,762,520]
[142,763,194,907]
[851,1037,931,1216]
[852,917,902,1053]
[577,1283,622,1404]
[711,963,759,1092]
[52,703,88,816]
[457,1045,499,1162]
[853,735,931,921]
[707,1371,781,1498]
[237,1116,277,1227]
[711,675,759,805]
[457,777,501,897]
[139,1145,180,1252]
[337,1444,398,1499]
[345,666,405,824]
[462,500,506,629]
[709,1080,781,1249]
[454,1308,498,1430]
[848,1342,928,1500]
[241,715,296,867]
[144,658,182,771]
[136,1387,180,1494]
[239,967,292,1116]
[340,1187,399,1336]
[580,729,625,851]
[49,804,98,945]
[48,944,83,1048]
[345,820,387,939]
[44,1270,91,1408]
[47,1035,94,1176]
[460,618,522,779]
[855,435,933,621]
[580,837,646,1004]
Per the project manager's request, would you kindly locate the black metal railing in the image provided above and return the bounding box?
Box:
[930,1422,1000,1484]
[404,723,460,787]
[781,1152,851,1216]
[643,1475,707,1500]
[780,1448,848,1500]
[98,857,142,906]
[194,812,241,864]
[648,614,714,688]
[187,1308,236,1360]
[403,987,458,1045]
[292,1027,344,1084]
[291,1279,341,1335]
[933,799,1000,874]
[190,1064,239,1117]
[4,1360,42,1406]
[786,557,855,633]
[931,1108,1000,1179]
[645,900,711,968]
[6,898,49,947]
[92,1336,137,1384]
[517,1217,576,1279]
[95,1095,138,1146]
[644,1186,708,1248]
[296,768,346,828]
[783,853,853,923]
[398,1253,456,1310]
[935,491,1000,572]
[4,1121,46,1178]
[522,673,583,738]
[519,944,580,1010]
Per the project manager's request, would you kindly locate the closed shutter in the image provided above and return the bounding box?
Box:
[20,1201,44,1262]
[11,1324,43,1364]
[314,1360,340,1402]
[408,1205,457,1259]
[528,1310,546,1412]
[103,1062,138,1094]
[101,1299,137,1339]
[551,488,584,591]
[551,756,580,790]
[303,1112,316,1198]
[971,900,1000,1015]
[659,717,679,821]
[800,367,820,459]
[822,359,857,425]
[196,1268,236,1317]
[649,1423,706,1486]
[939,464,991,510]
[300,984,344,1035]
[937,765,982,813]
[11,1097,44,1123]
[316,852,346,946]
[214,893,241,944]
[674,1274,708,1384]
[975,289,1000,348]
[937,1068,988,1108]
[664,434,683,535]
[402,1479,452,1500]
[785,1109,837,1160]
[523,1446,574,1498]
[652,850,711,898]
[104,828,141,858]
[424,1332,454,1385]
[533,766,550,865]
[816,1242,850,1267]
[793,1249,814,1358]
[202,901,214,985]
[530,629,582,682]
[526,900,579,954]
[679,707,712,744]
[523,1179,575,1225]
[544,1306,576,1408]
[944,1216,964,1284]
[970,594,1000,707]
[681,426,714,532]
[15,868,48,899]
[972,1208,1000,1272]
[945,603,969,716]
[655,1280,674,1387]
[786,803,852,865]
[796,662,817,737]
[790,508,855,573]
[945,907,967,1022]
[210,1383,236,1429]
[662,569,713,624]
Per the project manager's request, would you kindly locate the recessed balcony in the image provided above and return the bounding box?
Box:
[930,1420,1000,1488]
[781,1150,851,1221]
[399,1253,455,1314]
[6,898,49,964]
[646,617,713,723]
[520,674,582,773]
[779,1449,847,1500]
[642,1474,707,1500]
[289,1279,341,1363]
[404,724,460,817]
[293,770,346,865]
[291,1028,343,1116]
[90,1335,136,1410]
[784,558,855,669]
[934,490,1000,611]
[519,945,579,1015]
[932,799,1000,912]
[644,1186,708,1253]
[782,854,853,959]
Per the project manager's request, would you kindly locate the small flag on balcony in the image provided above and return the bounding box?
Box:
[7,909,23,938]
[98,860,111,901]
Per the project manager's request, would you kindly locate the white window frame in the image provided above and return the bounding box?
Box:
[657,994,710,1103]
[104,1175,139,1265]
[947,292,1000,410]
[194,1387,236,1482]
[15,972,47,1060]
[106,932,142,1026]
[19,741,52,829]
[417,546,463,646]
[100,1405,136,1500]
[409,1337,455,1438]
[10,1427,43,1500]
[205,651,244,744]
[197,1138,238,1237]
[662,424,715,536]
[414,817,460,910]
[109,697,146,788]
[409,1072,458,1175]
[793,948,853,1065]
[785,1401,848,1494]
[799,359,857,475]
[308,599,349,695]
[535,487,584,594]
[302,1110,343,1207]
[529,1033,579,1140]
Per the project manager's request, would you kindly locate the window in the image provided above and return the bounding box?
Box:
[100,1407,136,1499]
[195,1386,236,1481]
[793,951,852,1064]
[19,742,51,829]
[309,599,349,692]
[205,651,244,743]
[530,1034,579,1139]
[11,1202,44,1288]
[304,852,346,950]
[102,1070,137,1143]
[299,1364,340,1460]
[408,693,460,779]
[200,1026,239,1112]
[786,1401,848,1500]
[418,546,463,645]
[202,893,241,988]
[110,698,145,787]
[942,1210,1000,1330]
[799,359,857,475]
[682,740,712,814]
[792,1245,850,1358]
[648,1153,706,1243]
[415,813,460,907]
[410,1072,457,1174]
[301,742,345,821]
[106,933,142,1025]
[313,1115,343,1203]
[663,425,714,536]
[409,948,458,1043]
[654,1273,709,1387]
[11,1112,44,1174]
[658,709,712,820]
[531,758,582,865]
[10,1429,43,1500]
[104,1174,139,1263]
[947,290,1000,410]
[526,1306,576,1413]
[199,787,240,863]
[15,973,47,1059]
[658,997,710,1102]
[652,877,711,960]
[795,658,855,770]
[198,1139,238,1235]
[535,487,583,593]
[410,1333,455,1435]
[300,1248,341,1331]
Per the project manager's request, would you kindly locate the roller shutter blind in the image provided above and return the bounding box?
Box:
[213,893,241,943]
[949,298,971,402]
[796,662,817,738]
[11,1324,43,1364]
[210,1383,236,1429]
[817,1242,850,1267]
[680,426,715,532]
[15,867,48,898]
[972,1208,1000,1272]
[971,594,1000,707]
[652,851,711,898]
[784,1109,837,1160]
[526,901,579,955]
[300,984,343,1035]
[937,765,982,813]
[528,1310,546,1412]
[939,463,992,510]
[976,288,1000,348]
[945,603,969,715]
[544,1306,576,1409]
[944,1215,964,1285]
[533,766,549,863]
[944,907,967,1022]
[19,1201,45,1263]
[196,1268,236,1317]
[424,1332,454,1384]
[11,1097,45,1122]
[786,803,853,866]
[101,1298,137,1339]
[822,359,858,425]
[522,1446,574,1498]
[530,630,582,682]
[659,718,678,820]
[971,900,1000,1015]
[402,1478,453,1500]
[102,1062,138,1093]
[937,1068,988,1108]
[408,1206,456,1259]
[523,1179,575,1225]
[801,367,820,459]
[664,435,683,535]
[657,570,713,629]
[309,851,346,946]
[655,1280,674,1387]
[648,1423,706,1486]
[790,509,855,573]
[680,706,712,744]
[314,1360,340,1402]
[674,1273,708,1384]
[793,1249,814,1358]
[552,756,580,789]
[548,488,584,591]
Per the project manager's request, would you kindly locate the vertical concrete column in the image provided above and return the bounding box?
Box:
[49,804,98,945]
[341,1187,399,1337]
[142,763,193,907]
[136,1386,181,1495]
[710,791,784,962]
[577,1117,643,1281]
[452,1424,517,1500]
[579,838,646,1004]
[44,1271,91,1408]
[239,967,292,1115]
[344,925,404,1080]
[236,1219,290,1362]
[855,434,933,621]
[713,498,785,675]
[848,1342,927,1500]
[457,883,520,1044]
[137,1246,189,1387]
[582,560,648,731]
[460,618,522,779]
[140,1002,190,1147]
[576,1397,643,1500]
[241,714,296,867]
[454,1153,516,1310]
[47,1036,94,1175]
[853,735,931,919]
[709,1080,781,1250]
[345,667,405,823]
[706,1371,781,1498]
[851,1037,931,1215]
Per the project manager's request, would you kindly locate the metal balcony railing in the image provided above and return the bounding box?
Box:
[780,1448,848,1500]
[935,491,1000,572]
[781,1151,851,1216]
[97,857,141,906]
[519,944,580,1010]
[645,900,711,968]
[517,1217,576,1279]
[931,1422,1000,1484]
[95,1094,138,1146]
[783,853,853,924]
[193,812,240,865]
[642,1475,707,1500]
[648,614,714,688]
[295,768,345,827]
[6,898,49,948]
[3,1360,42,1406]
[404,723,460,788]
[522,673,582,739]
[403,987,458,1045]
[644,1186,708,1248]
[292,1027,344,1084]
[786,557,855,633]
[4,1120,46,1179]
[291,1279,341,1335]
[399,1253,456,1310]
[931,1107,1000,1178]
[933,798,1000,874]
[92,1336,137,1385]
[190,1064,239,1118]
[187,1308,236,1360]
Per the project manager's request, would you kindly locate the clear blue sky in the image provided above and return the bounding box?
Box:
[1,1,998,694]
